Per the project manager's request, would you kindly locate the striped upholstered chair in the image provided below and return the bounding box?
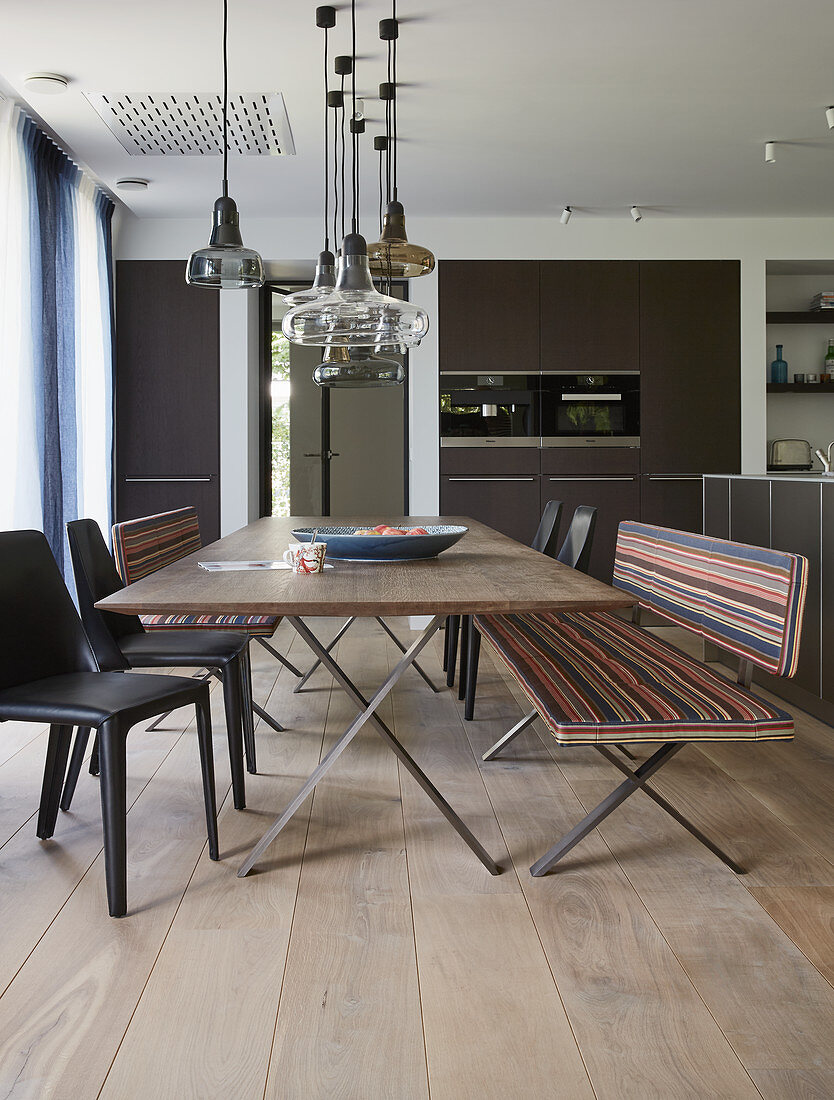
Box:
[474,522,808,877]
[112,507,301,737]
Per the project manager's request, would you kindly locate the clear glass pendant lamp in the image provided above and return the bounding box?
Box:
[313,345,405,387]
[282,250,337,306]
[282,233,428,348]
[186,194,265,289]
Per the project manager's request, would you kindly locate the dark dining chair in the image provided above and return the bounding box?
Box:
[0,530,218,918]
[112,506,297,750]
[60,518,252,814]
[463,503,597,720]
[443,501,564,688]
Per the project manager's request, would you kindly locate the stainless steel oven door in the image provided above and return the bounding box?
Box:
[440,373,540,447]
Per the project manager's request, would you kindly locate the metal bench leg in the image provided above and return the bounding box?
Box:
[482,710,538,761]
[255,636,304,679]
[595,745,745,874]
[375,617,442,693]
[531,742,686,876]
[293,617,356,692]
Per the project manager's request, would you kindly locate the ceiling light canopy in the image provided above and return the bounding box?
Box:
[23,72,69,95]
[116,178,149,192]
[630,205,642,222]
[765,141,776,164]
[186,0,264,289]
[560,206,572,225]
[283,232,428,348]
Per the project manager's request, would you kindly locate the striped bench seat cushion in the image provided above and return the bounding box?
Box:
[475,610,794,745]
[140,612,279,636]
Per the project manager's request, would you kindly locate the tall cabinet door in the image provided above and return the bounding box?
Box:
[540,261,639,373]
[640,261,740,474]
[540,475,641,584]
[438,261,540,374]
[115,261,221,541]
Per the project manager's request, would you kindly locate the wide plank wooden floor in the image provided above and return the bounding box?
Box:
[0,618,832,1098]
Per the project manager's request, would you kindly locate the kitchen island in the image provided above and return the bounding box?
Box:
[704,473,834,723]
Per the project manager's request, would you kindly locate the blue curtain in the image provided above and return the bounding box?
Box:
[0,103,115,583]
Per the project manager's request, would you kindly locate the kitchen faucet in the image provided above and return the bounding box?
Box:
[813,441,834,474]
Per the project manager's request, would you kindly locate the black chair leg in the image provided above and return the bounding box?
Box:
[195,699,219,861]
[37,724,73,839]
[442,616,451,672]
[221,658,247,809]
[458,615,471,700]
[97,719,128,918]
[89,732,100,776]
[240,644,258,774]
[464,628,481,721]
[446,615,461,688]
[60,726,92,811]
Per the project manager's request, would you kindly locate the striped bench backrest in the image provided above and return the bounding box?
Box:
[612,521,807,677]
[113,506,202,584]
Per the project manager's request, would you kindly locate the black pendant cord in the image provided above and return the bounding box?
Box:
[333,88,340,249]
[323,24,329,252]
[392,5,398,201]
[378,144,384,233]
[340,73,346,241]
[386,40,393,204]
[221,0,229,197]
[351,0,358,234]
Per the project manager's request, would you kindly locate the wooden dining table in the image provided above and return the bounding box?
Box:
[96,515,636,878]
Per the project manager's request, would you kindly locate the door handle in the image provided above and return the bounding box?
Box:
[446,477,536,482]
[123,476,212,483]
[547,476,636,482]
[647,475,702,481]
[304,451,340,459]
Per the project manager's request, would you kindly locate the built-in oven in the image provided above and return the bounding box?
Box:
[540,372,639,447]
[440,373,540,447]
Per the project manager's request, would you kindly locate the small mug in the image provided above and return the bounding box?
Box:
[283,542,327,574]
[794,373,806,384]
[807,373,819,384]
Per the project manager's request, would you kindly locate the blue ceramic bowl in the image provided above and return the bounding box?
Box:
[291,525,468,562]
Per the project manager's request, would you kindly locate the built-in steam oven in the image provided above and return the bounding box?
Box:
[540,372,640,446]
[439,373,540,447]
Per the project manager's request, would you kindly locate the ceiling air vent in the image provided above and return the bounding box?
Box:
[83,92,295,156]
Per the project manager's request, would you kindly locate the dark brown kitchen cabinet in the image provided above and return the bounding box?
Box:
[540,475,641,583]
[770,480,821,697]
[729,478,770,548]
[640,475,703,533]
[821,487,834,705]
[438,261,540,374]
[115,260,220,540]
[441,474,540,544]
[639,261,740,474]
[703,476,730,538]
[540,261,639,373]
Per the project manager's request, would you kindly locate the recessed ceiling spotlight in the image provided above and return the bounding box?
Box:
[116,178,150,192]
[765,141,776,164]
[23,72,69,95]
[560,206,572,225]
[826,107,834,130]
[630,205,642,222]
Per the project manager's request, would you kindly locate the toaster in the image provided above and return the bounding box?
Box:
[768,439,813,470]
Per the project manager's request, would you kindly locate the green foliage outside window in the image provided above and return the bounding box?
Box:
[272,330,291,516]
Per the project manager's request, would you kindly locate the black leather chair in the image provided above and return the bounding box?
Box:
[62,518,253,814]
[464,504,597,720]
[443,501,564,688]
[0,530,218,917]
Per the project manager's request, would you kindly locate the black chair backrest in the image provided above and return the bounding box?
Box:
[530,500,563,558]
[66,519,142,671]
[556,505,597,574]
[0,530,98,690]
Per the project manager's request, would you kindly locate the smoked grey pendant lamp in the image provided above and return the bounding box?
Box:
[284,7,338,307]
[283,0,428,381]
[367,6,435,280]
[186,0,264,289]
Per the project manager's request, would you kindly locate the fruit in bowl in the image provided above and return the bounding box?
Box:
[354,525,429,536]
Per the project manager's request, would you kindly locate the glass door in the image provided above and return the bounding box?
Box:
[265,286,408,517]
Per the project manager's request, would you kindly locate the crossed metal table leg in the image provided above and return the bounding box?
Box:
[238,614,501,878]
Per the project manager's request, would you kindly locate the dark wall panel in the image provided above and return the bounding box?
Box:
[703,477,730,538]
[115,260,220,540]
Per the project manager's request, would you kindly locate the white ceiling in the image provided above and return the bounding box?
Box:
[2,0,834,221]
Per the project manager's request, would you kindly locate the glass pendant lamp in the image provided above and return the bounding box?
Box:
[283,250,337,306]
[313,345,405,387]
[368,200,435,278]
[186,0,264,289]
[283,232,428,347]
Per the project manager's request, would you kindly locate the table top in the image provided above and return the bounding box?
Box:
[96,516,636,618]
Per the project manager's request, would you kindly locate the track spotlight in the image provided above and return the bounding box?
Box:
[630,205,642,222]
[765,141,776,164]
[826,107,834,130]
[560,206,572,225]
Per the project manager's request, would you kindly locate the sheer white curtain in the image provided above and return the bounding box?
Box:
[0,100,114,575]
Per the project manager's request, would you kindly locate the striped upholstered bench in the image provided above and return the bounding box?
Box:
[474,521,808,877]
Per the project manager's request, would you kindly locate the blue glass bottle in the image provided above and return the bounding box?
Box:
[770,344,788,384]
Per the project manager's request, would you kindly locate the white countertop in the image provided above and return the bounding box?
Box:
[704,473,834,483]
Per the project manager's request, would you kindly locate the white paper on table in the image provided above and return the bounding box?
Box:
[198,560,333,571]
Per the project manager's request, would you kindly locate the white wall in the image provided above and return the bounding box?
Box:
[117,213,834,519]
